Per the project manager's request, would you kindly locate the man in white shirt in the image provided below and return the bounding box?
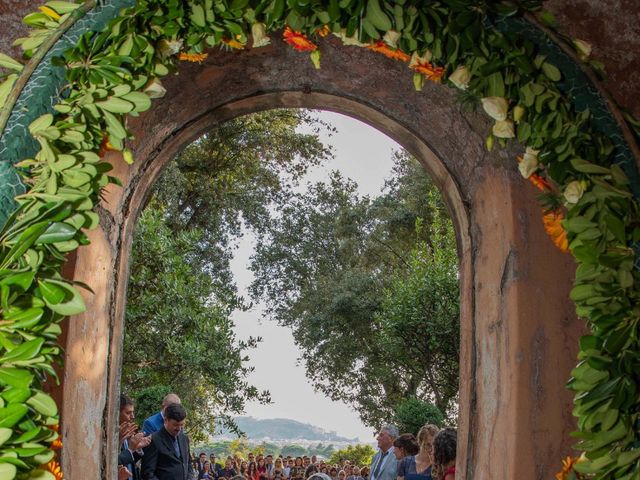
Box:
[369,425,399,480]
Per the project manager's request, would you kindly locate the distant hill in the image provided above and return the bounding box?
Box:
[216,417,358,443]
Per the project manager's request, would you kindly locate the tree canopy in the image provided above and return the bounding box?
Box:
[123,110,334,439]
[250,152,460,427]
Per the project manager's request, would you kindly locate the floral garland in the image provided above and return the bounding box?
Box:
[0,1,639,479]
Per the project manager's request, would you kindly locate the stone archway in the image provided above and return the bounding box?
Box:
[54,35,583,480]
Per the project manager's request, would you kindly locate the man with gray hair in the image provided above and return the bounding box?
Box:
[369,425,399,480]
[142,393,181,435]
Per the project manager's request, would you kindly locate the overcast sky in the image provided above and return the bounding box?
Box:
[229,110,402,442]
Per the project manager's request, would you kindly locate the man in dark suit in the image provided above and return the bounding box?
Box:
[141,403,194,480]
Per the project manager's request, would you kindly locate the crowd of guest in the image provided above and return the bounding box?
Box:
[118,393,457,480]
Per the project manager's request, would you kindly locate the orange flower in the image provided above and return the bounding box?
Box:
[410,59,445,82]
[43,460,63,480]
[177,52,208,62]
[555,456,579,480]
[367,41,410,62]
[223,38,245,49]
[98,134,116,157]
[543,210,569,253]
[529,173,551,191]
[51,437,63,450]
[316,25,330,37]
[283,27,317,52]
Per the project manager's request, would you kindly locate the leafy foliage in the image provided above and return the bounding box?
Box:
[393,397,446,436]
[250,153,459,427]
[123,109,334,440]
[123,208,269,442]
[0,0,639,478]
[328,444,376,467]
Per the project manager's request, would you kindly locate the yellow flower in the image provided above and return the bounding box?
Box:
[144,78,166,99]
[333,29,369,47]
[518,147,539,177]
[493,119,515,138]
[157,38,183,58]
[481,96,509,121]
[573,39,592,61]
[224,37,246,49]
[316,25,330,37]
[252,23,271,48]
[383,30,401,49]
[39,6,61,21]
[513,105,525,122]
[448,65,471,90]
[564,180,586,204]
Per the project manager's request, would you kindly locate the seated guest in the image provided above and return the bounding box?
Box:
[360,466,369,480]
[272,458,287,480]
[305,465,318,479]
[431,428,456,480]
[220,458,238,479]
[290,458,305,480]
[247,461,259,480]
[346,466,364,480]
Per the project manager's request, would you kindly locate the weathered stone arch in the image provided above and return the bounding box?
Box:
[56,37,583,480]
[1,2,638,479]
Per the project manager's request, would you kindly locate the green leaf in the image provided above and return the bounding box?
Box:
[102,110,128,142]
[0,53,23,72]
[27,469,55,480]
[570,284,596,302]
[26,391,58,417]
[45,1,81,14]
[0,428,12,447]
[96,97,134,114]
[0,404,28,428]
[121,92,151,113]
[564,216,597,233]
[571,158,610,174]
[35,222,77,245]
[28,114,54,136]
[0,368,34,388]
[542,62,561,81]
[0,74,18,108]
[38,279,85,316]
[0,338,44,363]
[1,388,30,404]
[0,462,17,480]
[190,3,206,27]
[3,308,44,330]
[37,280,65,305]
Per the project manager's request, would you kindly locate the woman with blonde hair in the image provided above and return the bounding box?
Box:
[397,424,439,480]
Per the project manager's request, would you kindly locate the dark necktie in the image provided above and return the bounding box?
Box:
[372,451,388,479]
[172,436,180,458]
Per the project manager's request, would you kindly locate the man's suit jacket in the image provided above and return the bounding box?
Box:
[119,442,143,480]
[142,411,164,435]
[369,448,397,480]
[141,427,193,480]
